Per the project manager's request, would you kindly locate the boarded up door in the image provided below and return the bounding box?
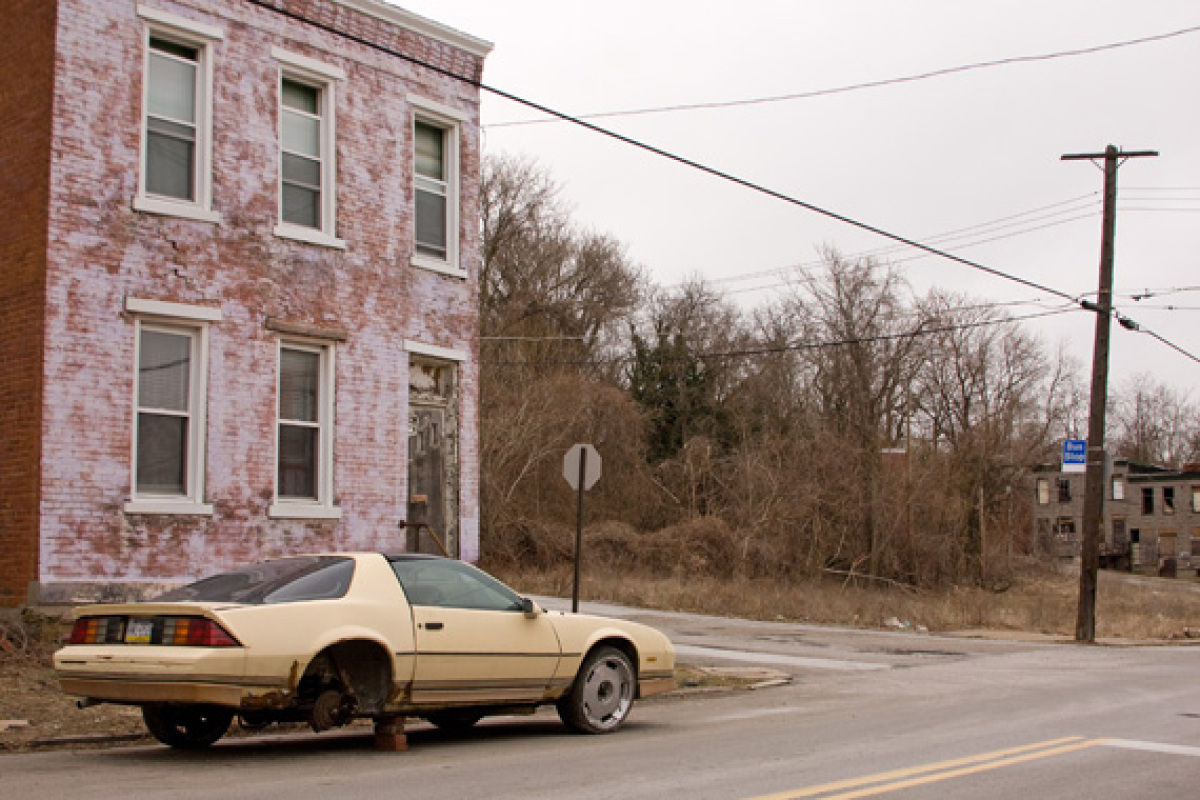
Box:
[408,406,451,555]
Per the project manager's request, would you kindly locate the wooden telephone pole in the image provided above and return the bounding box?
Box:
[1062,145,1157,643]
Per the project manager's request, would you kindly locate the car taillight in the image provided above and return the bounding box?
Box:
[161,617,240,647]
[66,615,240,647]
[68,616,122,645]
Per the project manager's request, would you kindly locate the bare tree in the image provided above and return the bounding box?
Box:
[787,251,925,578]
[1110,376,1199,467]
[913,291,1059,580]
[481,154,643,377]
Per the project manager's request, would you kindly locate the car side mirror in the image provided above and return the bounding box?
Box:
[520,597,539,619]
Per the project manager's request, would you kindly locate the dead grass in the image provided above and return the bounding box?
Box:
[0,614,148,751]
[487,562,1200,641]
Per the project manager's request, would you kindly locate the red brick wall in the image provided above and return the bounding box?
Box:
[34,0,485,599]
[0,0,57,606]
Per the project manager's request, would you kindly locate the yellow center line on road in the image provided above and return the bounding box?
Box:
[745,736,1112,800]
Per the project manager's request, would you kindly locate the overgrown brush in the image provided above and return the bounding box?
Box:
[487,560,1200,641]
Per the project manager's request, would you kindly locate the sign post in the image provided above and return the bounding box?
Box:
[563,444,602,612]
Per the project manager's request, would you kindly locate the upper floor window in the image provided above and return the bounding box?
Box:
[270,340,340,519]
[146,38,199,200]
[123,297,221,515]
[271,48,344,249]
[410,96,467,278]
[1111,477,1125,501]
[1163,486,1176,515]
[1192,485,1200,514]
[135,6,223,223]
[1057,478,1072,504]
[1036,478,1050,506]
[281,79,324,229]
[1142,487,1154,515]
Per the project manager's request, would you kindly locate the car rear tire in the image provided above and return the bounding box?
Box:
[557,646,635,734]
[142,704,234,749]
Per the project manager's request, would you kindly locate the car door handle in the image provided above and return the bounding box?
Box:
[423,622,444,631]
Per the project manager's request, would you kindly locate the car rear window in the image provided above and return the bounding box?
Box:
[153,557,355,604]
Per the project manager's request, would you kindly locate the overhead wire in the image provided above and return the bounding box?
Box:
[487,24,1200,128]
[244,0,1199,365]
[485,307,1083,368]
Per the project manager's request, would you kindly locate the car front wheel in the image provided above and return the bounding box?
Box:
[557,646,636,734]
[142,704,234,749]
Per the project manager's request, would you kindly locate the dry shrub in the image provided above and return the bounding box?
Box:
[480,519,574,570]
[490,561,1200,641]
[583,517,743,578]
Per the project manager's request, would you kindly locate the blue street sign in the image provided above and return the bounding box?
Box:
[1062,439,1087,473]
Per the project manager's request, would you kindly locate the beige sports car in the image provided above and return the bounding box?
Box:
[53,553,675,748]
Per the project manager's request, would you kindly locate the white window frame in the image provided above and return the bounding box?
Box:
[123,297,220,515]
[269,339,340,519]
[409,95,467,279]
[134,6,223,224]
[272,48,345,249]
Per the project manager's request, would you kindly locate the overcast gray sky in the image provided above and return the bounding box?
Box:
[395,0,1200,392]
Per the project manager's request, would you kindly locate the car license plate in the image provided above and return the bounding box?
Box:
[125,618,154,644]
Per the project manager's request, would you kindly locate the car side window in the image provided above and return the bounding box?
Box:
[390,560,523,612]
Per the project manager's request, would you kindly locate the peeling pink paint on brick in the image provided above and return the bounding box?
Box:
[22,0,488,598]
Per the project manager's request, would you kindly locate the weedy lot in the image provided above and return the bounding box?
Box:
[3,565,1198,751]
[489,563,1200,640]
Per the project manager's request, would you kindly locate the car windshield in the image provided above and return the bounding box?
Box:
[153,557,355,604]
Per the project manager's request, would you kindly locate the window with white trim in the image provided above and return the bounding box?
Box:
[272,341,338,517]
[281,79,325,229]
[124,299,219,516]
[272,49,344,248]
[135,7,222,222]
[410,97,466,276]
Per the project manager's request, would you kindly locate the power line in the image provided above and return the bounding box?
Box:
[487,24,1200,128]
[486,307,1081,368]
[245,1,1195,364]
[245,0,1079,306]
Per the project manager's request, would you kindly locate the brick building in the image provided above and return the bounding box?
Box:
[0,0,491,607]
[1032,458,1200,577]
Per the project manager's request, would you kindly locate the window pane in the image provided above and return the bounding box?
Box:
[150,37,197,61]
[146,129,195,200]
[415,187,447,257]
[148,51,196,123]
[414,122,444,179]
[139,330,191,411]
[282,79,319,114]
[137,412,187,494]
[282,184,320,228]
[280,349,319,422]
[278,424,317,499]
[282,109,321,158]
[155,556,353,604]
[282,152,321,189]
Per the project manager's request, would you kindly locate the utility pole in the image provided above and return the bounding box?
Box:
[1062,145,1157,643]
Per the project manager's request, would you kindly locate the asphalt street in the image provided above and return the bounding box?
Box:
[4,601,1198,799]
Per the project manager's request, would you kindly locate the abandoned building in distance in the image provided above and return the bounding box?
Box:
[1032,459,1200,578]
[0,0,492,606]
